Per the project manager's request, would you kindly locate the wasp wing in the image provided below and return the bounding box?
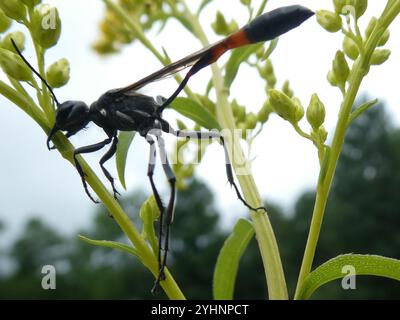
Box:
[113,39,224,94]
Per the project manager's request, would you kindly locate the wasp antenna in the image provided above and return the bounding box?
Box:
[10,38,61,106]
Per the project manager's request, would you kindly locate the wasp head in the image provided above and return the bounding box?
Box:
[47,100,90,150]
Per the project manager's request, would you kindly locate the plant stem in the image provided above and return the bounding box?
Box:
[185,4,287,300]
[294,2,400,299]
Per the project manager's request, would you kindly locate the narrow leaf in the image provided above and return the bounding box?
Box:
[170,97,221,130]
[348,99,379,126]
[79,235,140,259]
[213,219,255,300]
[116,131,135,189]
[224,43,263,88]
[297,254,400,300]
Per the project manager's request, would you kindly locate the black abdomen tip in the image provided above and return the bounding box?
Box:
[245,5,315,43]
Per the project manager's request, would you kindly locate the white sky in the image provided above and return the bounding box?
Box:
[0,0,399,240]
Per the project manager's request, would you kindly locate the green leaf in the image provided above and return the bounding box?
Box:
[224,43,263,88]
[116,131,135,190]
[213,219,255,300]
[79,235,140,259]
[170,97,221,130]
[348,99,379,127]
[296,254,400,300]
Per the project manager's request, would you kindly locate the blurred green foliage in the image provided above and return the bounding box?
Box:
[0,101,399,299]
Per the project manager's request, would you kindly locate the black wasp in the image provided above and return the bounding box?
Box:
[12,5,313,292]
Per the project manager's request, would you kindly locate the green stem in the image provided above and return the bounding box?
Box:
[185,4,287,300]
[294,2,400,299]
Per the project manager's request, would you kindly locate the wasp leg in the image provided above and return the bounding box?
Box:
[172,128,266,212]
[146,135,166,295]
[73,137,113,203]
[151,135,176,295]
[99,134,120,199]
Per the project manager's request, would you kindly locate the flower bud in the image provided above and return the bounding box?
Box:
[31,4,61,49]
[268,89,297,123]
[0,48,32,81]
[46,58,70,88]
[1,31,25,52]
[370,49,391,65]
[378,29,390,47]
[327,70,338,87]
[258,59,274,79]
[333,51,350,83]
[0,8,12,33]
[21,0,41,8]
[353,0,368,19]
[365,17,377,39]
[245,112,257,130]
[316,10,342,33]
[0,0,26,21]
[318,126,328,143]
[343,36,359,60]
[307,94,326,129]
[293,97,305,122]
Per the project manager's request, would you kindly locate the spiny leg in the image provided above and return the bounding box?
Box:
[152,135,176,294]
[99,134,120,199]
[172,128,266,212]
[146,135,166,294]
[74,137,112,203]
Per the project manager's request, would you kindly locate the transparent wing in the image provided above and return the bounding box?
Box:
[114,39,224,94]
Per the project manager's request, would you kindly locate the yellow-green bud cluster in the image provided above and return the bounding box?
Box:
[46,58,70,88]
[212,11,238,36]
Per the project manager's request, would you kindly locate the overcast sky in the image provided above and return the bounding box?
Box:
[1,0,399,241]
